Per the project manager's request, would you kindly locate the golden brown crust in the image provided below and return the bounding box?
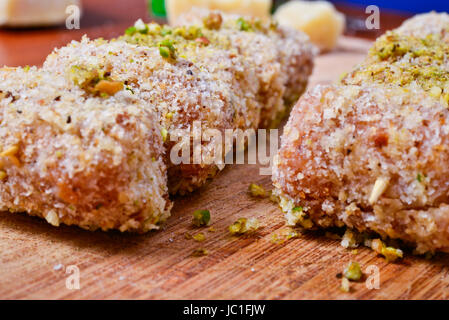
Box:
[273,13,449,253]
[0,67,171,232]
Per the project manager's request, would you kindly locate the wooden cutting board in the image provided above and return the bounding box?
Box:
[1,34,448,300]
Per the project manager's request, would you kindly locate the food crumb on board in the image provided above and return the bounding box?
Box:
[340,277,351,293]
[192,209,211,227]
[248,183,267,198]
[229,218,260,235]
[192,248,208,257]
[193,233,206,242]
[343,261,363,281]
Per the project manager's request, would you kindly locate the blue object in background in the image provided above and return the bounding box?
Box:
[334,0,448,13]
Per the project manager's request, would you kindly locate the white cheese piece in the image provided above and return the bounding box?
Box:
[0,0,80,27]
[166,0,272,25]
[274,0,345,52]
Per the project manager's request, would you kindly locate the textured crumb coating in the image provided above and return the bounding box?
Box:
[44,37,236,195]
[273,84,449,253]
[45,10,315,194]
[175,8,316,128]
[0,67,171,232]
[273,13,449,253]
[395,11,449,41]
[343,14,449,106]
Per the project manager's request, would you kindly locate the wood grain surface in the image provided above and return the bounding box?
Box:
[0,0,447,300]
[1,35,448,299]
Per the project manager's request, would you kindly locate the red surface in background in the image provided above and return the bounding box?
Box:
[0,0,411,67]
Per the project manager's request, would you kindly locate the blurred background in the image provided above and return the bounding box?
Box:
[336,0,448,13]
[0,0,447,66]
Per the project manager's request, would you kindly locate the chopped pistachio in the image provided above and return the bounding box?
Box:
[192,209,211,227]
[203,12,223,30]
[159,46,171,58]
[55,151,63,158]
[191,248,208,257]
[161,128,168,142]
[343,261,363,281]
[270,233,281,244]
[134,19,149,34]
[248,183,266,198]
[269,191,280,204]
[193,233,206,242]
[160,26,172,36]
[229,217,259,235]
[158,39,177,60]
[340,229,360,249]
[417,173,426,183]
[125,86,134,94]
[346,32,449,100]
[371,238,403,262]
[237,17,252,32]
[271,228,299,245]
[125,26,137,36]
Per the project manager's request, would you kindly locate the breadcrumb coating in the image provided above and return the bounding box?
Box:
[176,8,316,128]
[0,10,314,231]
[45,11,315,194]
[273,12,449,253]
[0,67,171,232]
[44,36,235,194]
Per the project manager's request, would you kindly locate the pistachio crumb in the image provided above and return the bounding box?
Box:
[248,183,266,198]
[193,233,206,242]
[371,238,403,262]
[343,261,363,281]
[161,128,168,142]
[229,217,260,235]
[192,248,208,257]
[192,209,211,227]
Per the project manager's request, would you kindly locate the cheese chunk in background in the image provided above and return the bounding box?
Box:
[0,0,80,27]
[274,0,345,52]
[166,0,272,25]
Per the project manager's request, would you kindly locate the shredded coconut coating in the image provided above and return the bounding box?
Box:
[395,11,449,41]
[0,67,171,232]
[176,8,316,128]
[44,11,314,194]
[273,13,449,253]
[44,37,236,194]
